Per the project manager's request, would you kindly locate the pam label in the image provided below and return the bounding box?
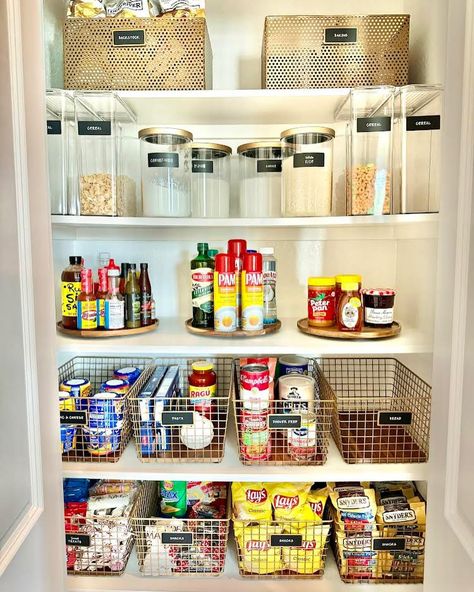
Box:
[270,534,303,548]
[357,117,391,133]
[65,534,90,547]
[47,120,62,135]
[325,27,358,43]
[192,160,214,174]
[406,115,441,131]
[78,121,111,136]
[60,411,87,425]
[373,538,406,551]
[378,411,412,426]
[162,532,193,545]
[293,152,325,168]
[148,153,179,168]
[113,30,145,46]
[161,411,194,426]
[268,414,302,429]
[257,159,282,173]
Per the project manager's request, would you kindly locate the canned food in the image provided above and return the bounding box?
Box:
[60,425,76,453]
[88,392,124,429]
[288,413,317,460]
[83,427,121,456]
[241,408,271,461]
[100,378,129,395]
[59,391,76,411]
[60,378,92,411]
[279,355,309,375]
[278,374,315,413]
[114,366,142,385]
[240,363,271,411]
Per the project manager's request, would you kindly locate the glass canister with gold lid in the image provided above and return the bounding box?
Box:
[191,142,232,218]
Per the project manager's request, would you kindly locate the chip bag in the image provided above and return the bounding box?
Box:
[269,482,314,522]
[68,0,105,17]
[329,485,377,532]
[305,487,329,523]
[104,0,150,17]
[336,530,381,579]
[232,482,272,521]
[376,500,426,528]
[234,523,283,574]
[282,523,330,574]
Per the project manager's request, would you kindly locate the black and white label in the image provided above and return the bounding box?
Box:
[357,117,392,133]
[293,152,325,168]
[268,414,302,429]
[161,411,194,426]
[113,30,145,46]
[257,159,282,173]
[270,534,303,548]
[192,160,214,174]
[78,121,111,136]
[406,115,441,131]
[162,532,193,545]
[378,411,412,426]
[372,538,406,552]
[47,120,62,135]
[365,307,394,325]
[148,153,179,168]
[65,534,91,547]
[325,27,358,43]
[60,411,87,425]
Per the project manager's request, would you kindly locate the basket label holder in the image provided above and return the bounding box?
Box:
[377,411,412,426]
[270,534,303,547]
[162,532,193,545]
[60,411,88,425]
[268,414,302,429]
[113,29,146,46]
[372,538,406,551]
[65,533,91,547]
[161,411,194,426]
[324,27,358,43]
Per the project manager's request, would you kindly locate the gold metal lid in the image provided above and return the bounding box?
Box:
[280,126,336,141]
[192,142,232,155]
[237,141,281,154]
[138,127,193,141]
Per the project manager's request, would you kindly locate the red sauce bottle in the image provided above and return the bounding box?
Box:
[189,361,217,420]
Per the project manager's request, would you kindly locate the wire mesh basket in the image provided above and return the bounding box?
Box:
[59,356,155,463]
[129,357,232,463]
[65,480,152,576]
[233,518,332,578]
[318,358,431,464]
[232,359,333,465]
[132,482,230,576]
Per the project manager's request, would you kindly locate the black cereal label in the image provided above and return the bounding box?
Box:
[60,411,87,425]
[270,534,303,547]
[192,160,214,174]
[357,117,392,133]
[257,159,282,173]
[113,30,145,46]
[78,121,111,136]
[378,411,413,426]
[406,115,441,131]
[161,411,194,426]
[268,414,302,429]
[373,538,406,551]
[47,120,62,135]
[293,152,325,168]
[65,534,91,547]
[325,27,358,43]
[162,532,193,545]
[148,153,179,168]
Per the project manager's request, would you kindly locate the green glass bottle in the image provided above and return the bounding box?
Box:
[191,242,214,329]
[125,263,141,329]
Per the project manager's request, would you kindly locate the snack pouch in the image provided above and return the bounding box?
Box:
[104,0,150,17]
[336,530,380,579]
[232,482,272,521]
[282,523,330,574]
[270,482,314,522]
[376,500,426,529]
[234,523,283,574]
[374,481,418,504]
[68,0,105,17]
[148,0,205,18]
[305,487,329,523]
[329,485,377,532]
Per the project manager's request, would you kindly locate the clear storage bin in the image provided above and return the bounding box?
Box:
[191,143,231,217]
[396,84,443,213]
[238,142,282,217]
[345,87,395,216]
[140,127,192,217]
[281,127,335,217]
[74,91,138,216]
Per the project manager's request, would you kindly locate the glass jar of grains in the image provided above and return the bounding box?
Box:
[281,126,335,217]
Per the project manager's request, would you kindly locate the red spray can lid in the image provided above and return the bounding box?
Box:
[243,252,262,272]
[228,239,247,260]
[215,253,235,273]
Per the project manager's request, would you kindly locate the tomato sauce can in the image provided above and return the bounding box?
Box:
[241,408,271,462]
[240,363,270,411]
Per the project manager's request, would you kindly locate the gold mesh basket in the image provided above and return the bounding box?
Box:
[262,15,410,89]
[64,17,212,90]
[318,358,431,464]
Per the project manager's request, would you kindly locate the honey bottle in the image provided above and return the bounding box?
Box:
[337,281,363,332]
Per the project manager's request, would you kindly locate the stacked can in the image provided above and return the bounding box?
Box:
[240,363,271,461]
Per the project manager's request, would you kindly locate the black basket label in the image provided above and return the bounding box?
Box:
[257,159,282,173]
[65,534,90,547]
[325,27,358,43]
[406,115,441,131]
[270,534,303,547]
[148,153,179,168]
[268,414,302,429]
[357,117,391,133]
[78,121,111,136]
[293,153,325,168]
[162,532,193,545]
[378,411,412,426]
[47,120,62,135]
[192,160,214,174]
[60,411,87,425]
[373,538,406,551]
[161,411,194,426]
[113,30,145,46]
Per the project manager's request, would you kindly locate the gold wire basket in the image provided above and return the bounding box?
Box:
[132,482,230,576]
[318,358,431,464]
[129,357,232,463]
[262,15,410,89]
[59,356,155,463]
[232,359,333,466]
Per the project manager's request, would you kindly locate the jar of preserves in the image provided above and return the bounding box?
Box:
[362,289,396,328]
[189,361,217,419]
[308,277,336,327]
[337,282,363,332]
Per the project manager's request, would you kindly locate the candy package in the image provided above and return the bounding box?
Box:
[187,481,228,519]
[282,523,330,574]
[232,482,272,521]
[234,523,283,574]
[269,482,314,522]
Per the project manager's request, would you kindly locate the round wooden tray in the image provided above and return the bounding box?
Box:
[185,318,281,338]
[56,319,159,338]
[297,318,401,340]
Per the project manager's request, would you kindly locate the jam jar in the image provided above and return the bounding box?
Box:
[362,289,396,328]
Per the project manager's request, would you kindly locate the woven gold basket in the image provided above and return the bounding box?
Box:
[262,15,410,89]
[64,17,212,90]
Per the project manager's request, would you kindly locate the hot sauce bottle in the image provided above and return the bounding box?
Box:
[337,282,363,332]
[77,269,97,330]
[96,268,108,328]
[61,256,83,329]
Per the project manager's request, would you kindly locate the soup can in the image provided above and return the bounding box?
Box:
[59,391,76,412]
[278,374,315,413]
[240,363,271,411]
[114,366,142,385]
[279,355,309,375]
[88,392,124,429]
[241,408,271,462]
[100,378,129,395]
[83,427,121,456]
[288,413,317,460]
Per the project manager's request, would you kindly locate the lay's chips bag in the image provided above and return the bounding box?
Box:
[305,487,329,523]
[234,523,283,574]
[282,523,330,574]
[232,482,272,521]
[269,482,314,522]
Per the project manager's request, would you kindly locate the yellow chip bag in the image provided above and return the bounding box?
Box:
[232,482,272,521]
[269,482,313,522]
[282,523,330,574]
[305,487,329,523]
[234,523,283,574]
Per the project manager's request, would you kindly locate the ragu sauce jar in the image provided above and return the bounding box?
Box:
[307,276,336,327]
[189,361,217,419]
